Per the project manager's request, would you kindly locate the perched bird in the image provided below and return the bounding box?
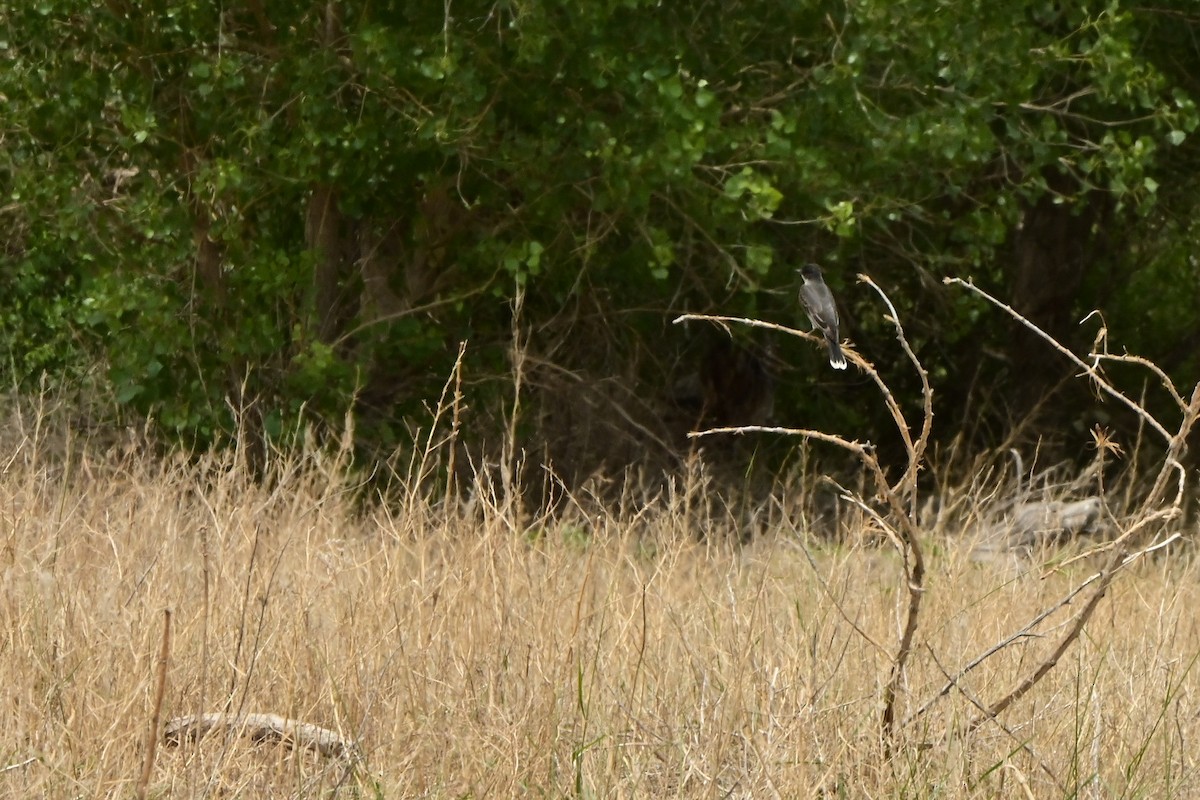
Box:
[798,264,847,370]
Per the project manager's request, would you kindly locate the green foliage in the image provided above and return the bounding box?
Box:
[1,0,1198,456]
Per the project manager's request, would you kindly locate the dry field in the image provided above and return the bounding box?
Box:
[2,419,1198,798]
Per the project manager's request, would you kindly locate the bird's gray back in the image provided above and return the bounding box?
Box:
[800,281,839,327]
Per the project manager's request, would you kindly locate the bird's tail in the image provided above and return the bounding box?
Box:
[826,338,848,370]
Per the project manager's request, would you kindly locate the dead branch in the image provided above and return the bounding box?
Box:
[1144,387,1200,510]
[925,646,1066,794]
[163,713,360,760]
[950,278,1196,518]
[1091,353,1186,414]
[1081,309,1186,413]
[944,277,1173,444]
[672,312,916,469]
[968,553,1118,731]
[136,609,171,800]
[923,276,1193,739]
[671,313,825,343]
[682,276,932,752]
[857,274,933,509]
[903,532,1180,730]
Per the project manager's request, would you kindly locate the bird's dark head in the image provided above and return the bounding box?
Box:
[799,263,822,281]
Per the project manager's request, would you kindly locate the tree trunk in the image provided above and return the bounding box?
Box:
[305,183,348,343]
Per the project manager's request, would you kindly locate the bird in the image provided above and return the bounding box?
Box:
[798,264,847,370]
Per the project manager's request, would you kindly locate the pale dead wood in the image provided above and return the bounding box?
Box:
[998,497,1104,548]
[1052,496,1182,571]
[1144,386,1200,510]
[0,757,37,774]
[857,273,933,509]
[1091,353,1186,414]
[671,314,826,346]
[925,645,1066,795]
[969,555,1117,731]
[950,276,1196,519]
[680,277,1190,755]
[965,533,1182,732]
[673,312,914,466]
[163,713,360,760]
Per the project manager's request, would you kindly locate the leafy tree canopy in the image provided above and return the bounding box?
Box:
[2,0,1198,476]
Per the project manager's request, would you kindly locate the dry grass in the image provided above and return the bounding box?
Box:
[1,409,1199,799]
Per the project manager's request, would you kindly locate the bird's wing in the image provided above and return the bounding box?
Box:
[800,283,840,331]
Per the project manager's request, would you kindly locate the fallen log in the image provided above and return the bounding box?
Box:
[163,713,359,760]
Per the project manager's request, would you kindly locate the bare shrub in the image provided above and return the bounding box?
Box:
[674,272,1191,760]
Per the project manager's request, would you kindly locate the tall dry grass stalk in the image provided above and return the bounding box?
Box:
[0,388,1197,798]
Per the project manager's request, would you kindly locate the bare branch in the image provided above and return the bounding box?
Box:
[681,275,932,752]
[858,274,933,507]
[926,647,1067,794]
[1090,352,1186,413]
[674,312,917,473]
[673,312,819,340]
[944,277,1172,444]
[967,553,1118,731]
[903,532,1180,730]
